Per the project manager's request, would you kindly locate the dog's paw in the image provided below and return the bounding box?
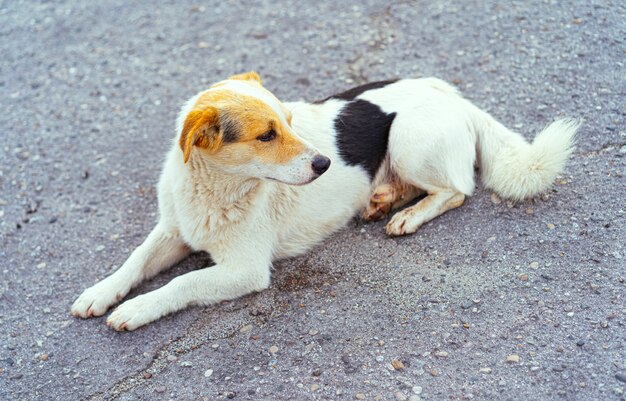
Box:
[71,278,127,318]
[107,294,160,331]
[363,184,396,221]
[386,210,420,236]
[370,183,397,204]
[363,201,391,221]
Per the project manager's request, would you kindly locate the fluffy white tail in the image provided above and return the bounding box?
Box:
[473,110,580,201]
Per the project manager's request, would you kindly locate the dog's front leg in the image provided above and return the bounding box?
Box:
[106,260,271,331]
[71,223,191,318]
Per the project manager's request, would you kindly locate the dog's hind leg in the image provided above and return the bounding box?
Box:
[363,181,423,221]
[71,223,191,318]
[386,188,465,236]
[383,107,476,234]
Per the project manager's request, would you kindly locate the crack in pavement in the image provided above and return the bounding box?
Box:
[577,141,626,157]
[86,313,265,401]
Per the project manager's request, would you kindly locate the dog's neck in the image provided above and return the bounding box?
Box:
[186,153,261,207]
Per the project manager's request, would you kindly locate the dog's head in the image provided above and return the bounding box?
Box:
[178,72,330,185]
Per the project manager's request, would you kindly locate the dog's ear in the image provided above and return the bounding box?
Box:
[229,71,262,85]
[179,106,220,163]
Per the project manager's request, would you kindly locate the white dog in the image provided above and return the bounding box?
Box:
[71,72,579,330]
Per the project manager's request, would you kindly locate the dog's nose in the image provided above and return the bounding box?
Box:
[311,155,331,175]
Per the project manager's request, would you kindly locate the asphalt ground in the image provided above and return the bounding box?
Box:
[0,1,625,400]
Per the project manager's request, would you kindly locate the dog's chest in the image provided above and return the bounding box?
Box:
[173,182,259,253]
[177,207,234,251]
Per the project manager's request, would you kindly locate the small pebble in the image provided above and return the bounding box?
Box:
[391,359,405,370]
[310,383,319,392]
[142,372,152,379]
[355,393,366,400]
[429,369,440,376]
[268,345,279,354]
[204,369,213,378]
[409,396,421,401]
[547,223,555,230]
[616,373,626,383]
[155,385,166,393]
[506,355,520,363]
[395,391,407,401]
[479,367,492,374]
[525,208,534,215]
[180,361,192,367]
[166,355,177,362]
[309,329,319,335]
[36,262,46,269]
[38,353,49,361]
[576,340,585,347]
[239,324,252,333]
[529,261,539,269]
[519,274,529,281]
[491,193,502,204]
[434,351,448,358]
[412,386,422,395]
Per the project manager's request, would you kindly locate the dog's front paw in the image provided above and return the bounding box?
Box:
[106,294,161,331]
[71,277,127,318]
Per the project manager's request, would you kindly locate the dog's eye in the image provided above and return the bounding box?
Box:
[257,129,277,142]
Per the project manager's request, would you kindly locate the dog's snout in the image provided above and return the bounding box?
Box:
[311,155,331,175]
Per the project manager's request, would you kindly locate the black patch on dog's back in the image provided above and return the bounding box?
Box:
[316,79,398,103]
[334,99,396,179]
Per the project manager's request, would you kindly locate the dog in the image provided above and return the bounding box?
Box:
[71,72,579,330]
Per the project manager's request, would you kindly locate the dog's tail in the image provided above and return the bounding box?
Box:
[470,107,580,201]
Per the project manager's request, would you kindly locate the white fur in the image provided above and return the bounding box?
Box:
[71,77,578,330]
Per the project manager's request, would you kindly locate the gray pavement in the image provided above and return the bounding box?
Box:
[1,1,625,400]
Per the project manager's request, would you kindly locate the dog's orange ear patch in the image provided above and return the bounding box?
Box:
[180,107,220,163]
[228,71,262,84]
